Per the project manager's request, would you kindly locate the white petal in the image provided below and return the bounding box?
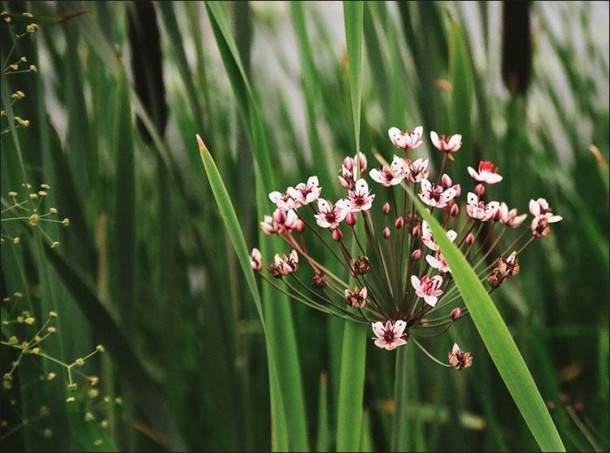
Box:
[317,199,330,212]
[430,131,440,149]
[446,230,458,242]
[467,192,478,205]
[414,126,423,137]
[424,295,437,307]
[467,166,478,179]
[307,176,319,187]
[420,178,431,193]
[395,338,408,348]
[372,322,385,338]
[269,191,283,203]
[486,173,503,184]
[440,188,457,203]
[410,275,421,291]
[355,178,368,193]
[393,320,407,335]
[448,134,462,149]
[529,199,539,216]
[369,169,383,183]
[426,255,440,269]
[374,338,388,349]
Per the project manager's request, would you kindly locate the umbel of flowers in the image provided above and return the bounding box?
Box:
[250,126,561,370]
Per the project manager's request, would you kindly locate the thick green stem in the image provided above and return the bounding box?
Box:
[392,343,410,451]
[336,321,368,451]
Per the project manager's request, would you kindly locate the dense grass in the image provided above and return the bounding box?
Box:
[1,2,608,452]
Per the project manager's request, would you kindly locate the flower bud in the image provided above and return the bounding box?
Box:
[343,156,354,171]
[357,152,368,172]
[466,233,475,245]
[411,249,422,260]
[383,226,391,239]
[475,183,485,197]
[249,248,263,272]
[332,228,343,242]
[442,174,453,188]
[412,225,420,236]
[492,206,502,222]
[382,202,390,215]
[311,272,327,288]
[450,307,462,320]
[295,219,305,233]
[345,211,357,226]
[450,203,459,216]
[394,216,404,229]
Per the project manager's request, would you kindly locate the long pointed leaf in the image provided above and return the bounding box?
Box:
[404,183,565,452]
[336,4,367,452]
[197,136,266,330]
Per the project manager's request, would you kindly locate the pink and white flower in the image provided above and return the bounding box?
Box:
[260,208,300,235]
[250,248,262,271]
[287,176,322,207]
[448,343,473,370]
[421,220,458,252]
[370,156,407,187]
[269,190,297,211]
[343,152,368,174]
[419,179,458,208]
[339,153,368,189]
[406,158,430,183]
[430,131,462,158]
[346,179,375,212]
[499,202,527,228]
[388,126,423,150]
[466,192,500,221]
[372,320,408,350]
[529,199,562,237]
[314,199,349,229]
[529,198,562,221]
[411,274,444,307]
[467,161,503,184]
[268,250,299,277]
[426,251,451,274]
[338,164,355,190]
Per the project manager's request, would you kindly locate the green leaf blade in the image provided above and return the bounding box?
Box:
[197,136,266,328]
[408,187,565,452]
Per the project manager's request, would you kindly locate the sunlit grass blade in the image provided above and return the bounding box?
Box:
[402,181,566,452]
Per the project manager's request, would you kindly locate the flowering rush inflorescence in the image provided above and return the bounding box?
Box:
[250,126,561,369]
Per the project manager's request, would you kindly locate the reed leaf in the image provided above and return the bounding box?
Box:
[404,183,566,452]
[336,4,367,451]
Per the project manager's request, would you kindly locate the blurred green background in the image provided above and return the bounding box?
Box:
[1,1,608,451]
